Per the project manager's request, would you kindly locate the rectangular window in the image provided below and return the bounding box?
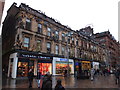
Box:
[68,48,70,55]
[36,40,41,51]
[62,33,65,41]
[55,31,59,39]
[47,27,51,36]
[23,37,30,48]
[47,42,51,53]
[72,37,74,44]
[25,18,31,30]
[68,38,70,44]
[55,45,59,54]
[62,46,65,55]
[76,40,78,46]
[38,23,42,33]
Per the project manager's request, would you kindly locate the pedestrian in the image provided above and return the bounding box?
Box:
[41,73,52,90]
[90,68,95,81]
[28,69,34,88]
[55,79,65,90]
[36,70,42,88]
[114,68,120,84]
[64,69,67,77]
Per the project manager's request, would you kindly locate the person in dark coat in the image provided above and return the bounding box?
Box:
[41,74,52,90]
[64,69,67,77]
[55,79,65,90]
[28,69,34,88]
[114,68,120,84]
[36,70,42,88]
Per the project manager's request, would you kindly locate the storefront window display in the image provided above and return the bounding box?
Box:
[17,60,34,77]
[56,61,72,75]
[81,61,91,77]
[38,63,52,75]
[17,62,28,77]
[82,61,91,70]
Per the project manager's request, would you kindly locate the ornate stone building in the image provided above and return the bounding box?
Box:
[2,3,107,78]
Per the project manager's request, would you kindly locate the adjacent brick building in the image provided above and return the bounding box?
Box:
[93,31,120,68]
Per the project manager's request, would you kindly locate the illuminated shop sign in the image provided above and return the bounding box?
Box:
[20,54,51,59]
[60,58,68,61]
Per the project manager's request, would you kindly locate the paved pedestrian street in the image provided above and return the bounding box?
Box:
[2,74,120,89]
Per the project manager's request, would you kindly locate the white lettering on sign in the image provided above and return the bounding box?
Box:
[21,54,50,59]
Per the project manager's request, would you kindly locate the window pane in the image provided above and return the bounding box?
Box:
[38,24,42,28]
[24,37,29,47]
[56,45,59,54]
[47,43,51,48]
[24,44,28,47]
[26,18,30,22]
[24,37,29,44]
[26,18,31,30]
[37,40,41,51]
[47,28,51,36]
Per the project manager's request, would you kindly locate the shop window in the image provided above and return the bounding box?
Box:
[25,18,31,30]
[47,42,51,53]
[17,60,34,77]
[23,37,30,48]
[56,61,72,74]
[36,40,41,52]
[38,63,52,75]
[38,23,42,33]
[47,27,51,36]
[55,45,59,54]
[17,62,28,77]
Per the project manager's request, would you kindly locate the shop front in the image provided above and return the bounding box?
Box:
[8,52,53,78]
[74,59,92,79]
[52,57,74,75]
[37,59,52,75]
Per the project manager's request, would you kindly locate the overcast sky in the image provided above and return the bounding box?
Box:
[0,0,119,41]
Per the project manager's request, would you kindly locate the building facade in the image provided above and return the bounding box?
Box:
[93,31,120,68]
[2,3,108,78]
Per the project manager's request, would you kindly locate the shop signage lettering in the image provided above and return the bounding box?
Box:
[21,54,50,59]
